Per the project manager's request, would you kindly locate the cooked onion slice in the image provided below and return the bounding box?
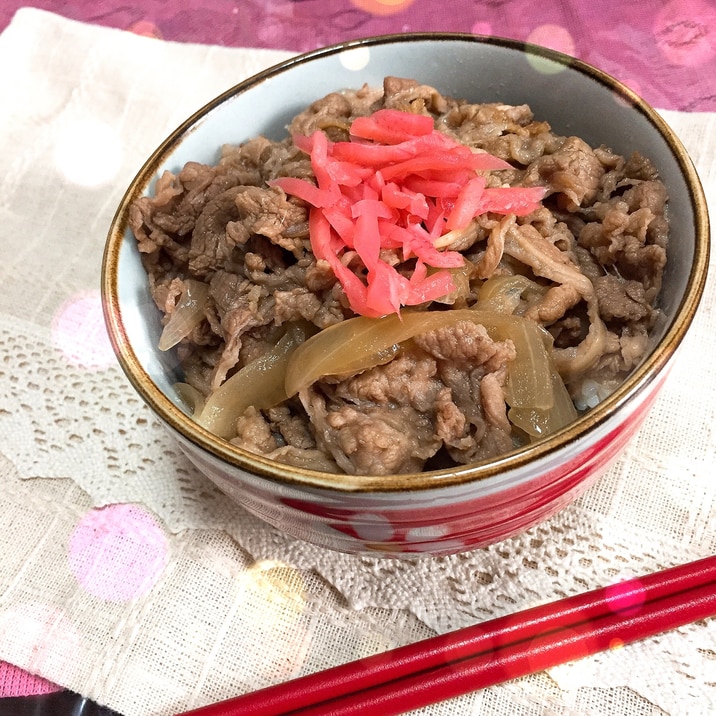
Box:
[495,316,554,412]
[502,223,608,378]
[174,382,205,415]
[284,316,405,396]
[196,321,314,439]
[508,366,578,439]
[477,274,547,315]
[159,280,209,351]
[285,309,574,437]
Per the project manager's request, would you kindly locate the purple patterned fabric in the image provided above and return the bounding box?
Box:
[2,0,715,111]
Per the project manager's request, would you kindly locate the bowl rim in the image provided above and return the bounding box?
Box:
[101,31,711,493]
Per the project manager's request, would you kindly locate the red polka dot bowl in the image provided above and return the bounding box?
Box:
[101,34,709,557]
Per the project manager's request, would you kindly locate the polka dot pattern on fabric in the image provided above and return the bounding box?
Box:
[237,561,311,680]
[128,20,163,39]
[0,604,82,681]
[349,0,416,17]
[51,290,116,371]
[524,25,574,75]
[527,24,576,57]
[68,504,168,603]
[471,21,494,36]
[53,117,123,187]
[340,46,372,71]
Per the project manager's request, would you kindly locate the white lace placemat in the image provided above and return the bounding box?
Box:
[0,8,714,716]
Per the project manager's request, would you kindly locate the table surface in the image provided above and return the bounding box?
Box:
[1,2,714,715]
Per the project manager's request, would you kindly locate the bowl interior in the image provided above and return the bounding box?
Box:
[104,34,709,490]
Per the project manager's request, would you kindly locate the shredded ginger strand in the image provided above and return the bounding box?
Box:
[270,108,546,317]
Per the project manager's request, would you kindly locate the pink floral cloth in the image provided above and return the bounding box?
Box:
[1,0,715,112]
[0,1,714,713]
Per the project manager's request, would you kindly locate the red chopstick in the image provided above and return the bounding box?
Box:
[178,555,716,716]
[292,579,716,716]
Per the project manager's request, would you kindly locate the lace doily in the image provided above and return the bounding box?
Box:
[1,307,715,715]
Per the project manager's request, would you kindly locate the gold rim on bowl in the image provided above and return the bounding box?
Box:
[101,32,710,493]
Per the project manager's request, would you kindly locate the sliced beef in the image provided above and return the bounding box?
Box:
[299,323,515,475]
[593,274,655,324]
[443,100,561,169]
[188,186,245,276]
[288,85,382,141]
[578,181,668,297]
[523,136,605,209]
[302,392,440,475]
[381,76,450,115]
[130,77,669,475]
[233,186,309,257]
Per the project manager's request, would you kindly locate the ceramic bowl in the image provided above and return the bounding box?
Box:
[101,33,709,557]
